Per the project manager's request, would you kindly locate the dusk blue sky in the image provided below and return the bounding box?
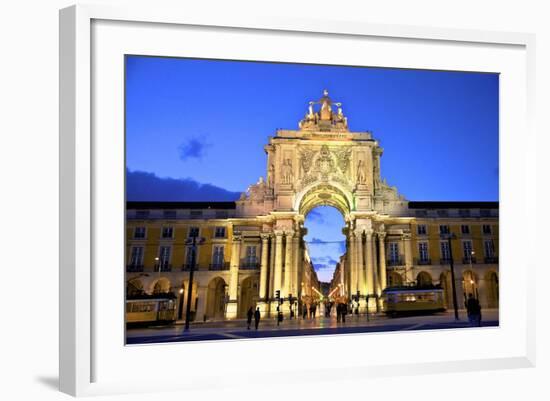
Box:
[126,55,499,282]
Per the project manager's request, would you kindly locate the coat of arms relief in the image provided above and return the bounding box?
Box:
[298,145,353,189]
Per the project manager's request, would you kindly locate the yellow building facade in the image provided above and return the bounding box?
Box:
[126,90,498,321]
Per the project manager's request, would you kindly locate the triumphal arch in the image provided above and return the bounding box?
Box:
[236,90,410,314]
[126,90,499,321]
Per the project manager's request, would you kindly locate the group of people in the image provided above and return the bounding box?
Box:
[246,307,262,330]
[245,295,483,330]
[301,303,318,319]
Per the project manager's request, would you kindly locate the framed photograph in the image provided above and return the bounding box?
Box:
[60,4,536,397]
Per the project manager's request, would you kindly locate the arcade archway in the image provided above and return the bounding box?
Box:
[485,271,499,308]
[206,277,227,320]
[238,276,259,318]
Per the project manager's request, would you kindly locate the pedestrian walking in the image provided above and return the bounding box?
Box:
[254,307,261,330]
[303,304,308,319]
[336,303,341,323]
[246,306,253,330]
[342,303,347,323]
[465,293,482,327]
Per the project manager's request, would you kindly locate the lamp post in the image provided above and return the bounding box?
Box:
[469,251,478,299]
[154,256,160,293]
[443,233,460,321]
[183,234,205,332]
[178,287,184,320]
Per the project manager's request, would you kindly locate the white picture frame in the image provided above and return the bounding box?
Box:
[59,4,536,397]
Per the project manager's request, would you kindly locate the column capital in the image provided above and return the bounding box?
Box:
[285,230,295,238]
[274,229,285,238]
[402,232,412,240]
[353,228,364,237]
[364,228,374,239]
[377,231,387,240]
[260,233,271,241]
[232,234,242,242]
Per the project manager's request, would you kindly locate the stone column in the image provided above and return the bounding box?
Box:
[226,233,242,318]
[403,233,414,283]
[378,232,387,291]
[348,230,356,294]
[292,235,300,297]
[477,271,489,309]
[195,286,208,322]
[355,229,365,296]
[371,235,380,296]
[258,234,270,301]
[272,230,284,297]
[365,230,374,295]
[283,230,294,298]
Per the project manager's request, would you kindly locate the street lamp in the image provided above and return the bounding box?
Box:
[442,233,460,321]
[468,250,479,300]
[183,234,205,332]
[177,287,184,320]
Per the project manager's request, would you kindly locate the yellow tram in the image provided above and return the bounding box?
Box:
[126,293,177,326]
[382,284,446,317]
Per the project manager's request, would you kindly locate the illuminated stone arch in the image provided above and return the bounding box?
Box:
[150,277,171,294]
[462,270,479,301]
[416,271,433,287]
[295,181,354,217]
[388,271,403,287]
[206,277,227,320]
[484,270,499,308]
[238,276,260,318]
[127,278,144,297]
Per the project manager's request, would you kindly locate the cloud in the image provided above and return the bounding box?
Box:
[314,264,338,282]
[178,137,211,160]
[311,256,338,266]
[126,169,241,201]
[306,209,324,223]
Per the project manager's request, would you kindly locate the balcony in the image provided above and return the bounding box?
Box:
[484,256,499,264]
[439,258,452,265]
[387,259,404,267]
[209,262,230,271]
[126,264,144,272]
[240,259,260,270]
[414,258,432,265]
[153,264,172,272]
[462,257,477,264]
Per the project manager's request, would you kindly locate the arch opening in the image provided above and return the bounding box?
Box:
[206,277,227,320]
[238,276,259,318]
[485,271,499,308]
[303,205,347,308]
[296,183,353,217]
[151,277,171,295]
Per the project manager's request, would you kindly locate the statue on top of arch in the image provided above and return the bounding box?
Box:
[298,89,349,132]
